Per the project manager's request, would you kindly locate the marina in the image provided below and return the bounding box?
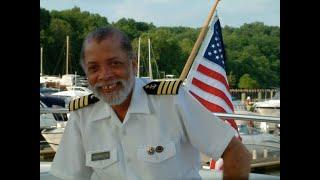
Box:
[40,74,280,178]
[40,0,279,178]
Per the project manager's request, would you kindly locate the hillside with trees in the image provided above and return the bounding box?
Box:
[40,7,279,89]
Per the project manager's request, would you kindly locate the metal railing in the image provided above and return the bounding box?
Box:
[40,108,69,114]
[40,107,280,124]
[213,113,280,124]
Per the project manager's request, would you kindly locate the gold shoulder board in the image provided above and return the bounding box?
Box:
[69,94,99,111]
[143,80,182,95]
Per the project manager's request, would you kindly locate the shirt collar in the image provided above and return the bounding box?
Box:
[127,78,151,115]
[89,100,111,121]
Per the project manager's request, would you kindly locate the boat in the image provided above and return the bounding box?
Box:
[41,122,66,151]
[59,74,87,88]
[251,90,280,134]
[65,86,92,93]
[238,124,280,160]
[41,75,62,89]
[252,90,280,117]
[40,93,68,120]
[40,76,46,88]
[40,93,69,151]
[40,100,57,130]
[229,100,280,159]
[50,89,91,104]
[40,87,61,96]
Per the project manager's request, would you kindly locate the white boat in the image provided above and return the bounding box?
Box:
[253,90,280,117]
[41,75,62,85]
[201,124,280,167]
[40,76,46,88]
[40,101,57,130]
[65,86,92,93]
[238,124,280,160]
[251,91,280,134]
[51,89,91,104]
[253,99,280,116]
[59,74,85,87]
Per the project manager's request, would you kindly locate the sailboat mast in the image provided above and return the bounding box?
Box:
[75,71,77,87]
[40,47,43,76]
[148,38,153,79]
[66,35,69,75]
[137,37,141,78]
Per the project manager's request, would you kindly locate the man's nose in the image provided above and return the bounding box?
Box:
[98,65,114,81]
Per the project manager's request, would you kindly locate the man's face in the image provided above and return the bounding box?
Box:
[83,36,137,105]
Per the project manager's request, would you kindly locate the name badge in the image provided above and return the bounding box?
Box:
[91,151,110,161]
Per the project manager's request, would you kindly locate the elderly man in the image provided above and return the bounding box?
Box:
[50,27,251,180]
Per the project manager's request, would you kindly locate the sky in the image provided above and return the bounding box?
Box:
[40,0,280,28]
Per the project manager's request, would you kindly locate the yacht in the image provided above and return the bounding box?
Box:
[238,124,280,159]
[253,90,280,117]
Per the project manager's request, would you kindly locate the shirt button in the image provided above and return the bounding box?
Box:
[156,146,164,153]
[147,147,155,155]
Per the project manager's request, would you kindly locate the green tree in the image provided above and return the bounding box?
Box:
[238,74,259,88]
[39,6,279,87]
[113,18,155,40]
[44,18,73,75]
[40,8,51,30]
[227,71,237,88]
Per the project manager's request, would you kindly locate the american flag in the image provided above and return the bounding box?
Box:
[185,15,240,170]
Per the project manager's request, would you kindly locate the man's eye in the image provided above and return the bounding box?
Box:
[111,61,122,66]
[88,66,98,72]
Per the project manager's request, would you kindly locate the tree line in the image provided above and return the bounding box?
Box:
[40,7,279,89]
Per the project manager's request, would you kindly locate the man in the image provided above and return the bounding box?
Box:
[50,27,251,180]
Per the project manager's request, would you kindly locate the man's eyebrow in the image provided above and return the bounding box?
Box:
[86,57,118,64]
[86,61,98,65]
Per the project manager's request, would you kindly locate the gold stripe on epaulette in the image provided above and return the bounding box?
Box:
[161,81,170,94]
[68,94,99,111]
[79,96,84,108]
[84,95,89,106]
[157,81,165,95]
[74,98,79,110]
[69,99,75,111]
[166,80,175,94]
[172,80,181,95]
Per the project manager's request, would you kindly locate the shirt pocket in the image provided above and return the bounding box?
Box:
[137,142,176,163]
[85,148,117,169]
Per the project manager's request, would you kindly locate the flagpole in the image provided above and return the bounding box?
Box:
[179,0,221,80]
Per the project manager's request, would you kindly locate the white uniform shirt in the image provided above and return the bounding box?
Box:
[50,78,237,180]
